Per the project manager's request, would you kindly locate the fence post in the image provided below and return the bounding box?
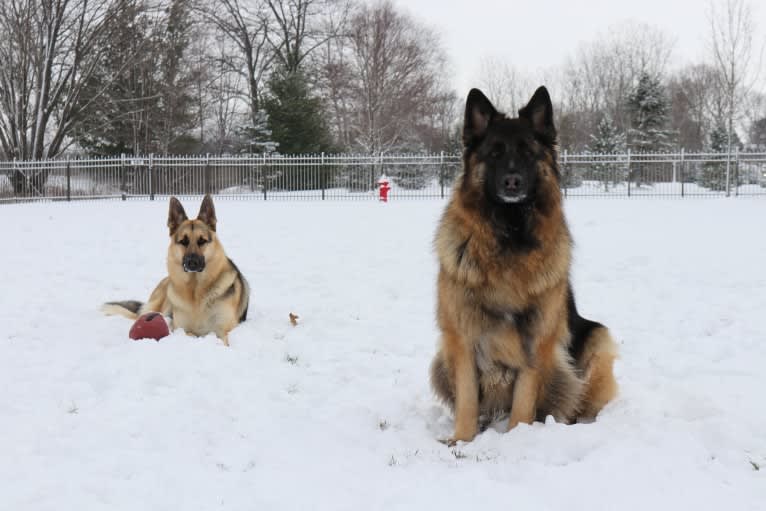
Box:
[262,153,267,200]
[680,148,685,198]
[562,150,568,198]
[321,152,326,200]
[149,153,155,200]
[12,158,17,198]
[66,156,71,202]
[734,147,740,197]
[627,150,632,197]
[204,153,211,195]
[120,153,127,201]
[440,151,445,199]
[371,153,377,193]
[725,146,731,197]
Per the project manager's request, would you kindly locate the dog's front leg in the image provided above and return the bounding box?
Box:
[508,367,539,430]
[446,332,479,444]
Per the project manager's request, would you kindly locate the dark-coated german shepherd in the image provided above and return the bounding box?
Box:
[103,195,250,346]
[430,87,618,444]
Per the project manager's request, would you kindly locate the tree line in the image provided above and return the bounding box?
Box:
[480,0,766,155]
[0,0,763,162]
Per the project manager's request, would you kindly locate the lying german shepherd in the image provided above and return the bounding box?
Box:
[430,87,618,444]
[103,195,249,346]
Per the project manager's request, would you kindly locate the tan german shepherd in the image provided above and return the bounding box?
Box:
[103,195,249,346]
[430,87,618,444]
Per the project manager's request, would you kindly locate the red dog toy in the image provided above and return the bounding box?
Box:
[129,312,170,341]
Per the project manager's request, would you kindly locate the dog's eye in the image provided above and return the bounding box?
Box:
[178,237,189,247]
[197,238,208,247]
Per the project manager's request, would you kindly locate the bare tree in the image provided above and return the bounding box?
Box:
[708,0,764,159]
[668,64,724,150]
[207,34,249,152]
[477,57,534,114]
[0,0,125,172]
[265,0,350,74]
[317,35,355,148]
[345,0,450,153]
[196,0,274,126]
[558,21,675,149]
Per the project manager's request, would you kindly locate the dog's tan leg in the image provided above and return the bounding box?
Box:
[445,332,478,444]
[508,368,540,430]
[141,278,170,314]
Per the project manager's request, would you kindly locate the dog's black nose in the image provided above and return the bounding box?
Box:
[183,254,205,272]
[504,174,523,193]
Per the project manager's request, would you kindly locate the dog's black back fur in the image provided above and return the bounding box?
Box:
[566,285,604,364]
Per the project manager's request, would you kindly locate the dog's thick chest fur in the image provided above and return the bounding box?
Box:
[167,276,237,336]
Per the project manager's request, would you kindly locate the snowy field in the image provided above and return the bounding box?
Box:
[1,198,765,510]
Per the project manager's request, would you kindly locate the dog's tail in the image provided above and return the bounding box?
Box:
[573,325,618,419]
[101,300,143,320]
[567,287,618,420]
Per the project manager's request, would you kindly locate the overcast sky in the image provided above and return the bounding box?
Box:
[392,0,766,95]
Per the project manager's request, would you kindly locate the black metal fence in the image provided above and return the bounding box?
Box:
[1,151,765,203]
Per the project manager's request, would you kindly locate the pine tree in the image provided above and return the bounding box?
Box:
[749,118,766,150]
[626,72,674,187]
[73,0,199,155]
[626,73,674,153]
[700,121,742,191]
[73,1,159,155]
[263,68,334,155]
[157,0,199,154]
[235,110,278,155]
[588,115,626,191]
[262,68,335,190]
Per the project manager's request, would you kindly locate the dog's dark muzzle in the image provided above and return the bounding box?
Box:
[495,172,527,203]
[182,254,206,273]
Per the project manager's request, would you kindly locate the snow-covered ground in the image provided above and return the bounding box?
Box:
[1,198,764,510]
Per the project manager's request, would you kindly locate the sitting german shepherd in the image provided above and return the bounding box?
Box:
[103,195,249,346]
[430,87,618,444]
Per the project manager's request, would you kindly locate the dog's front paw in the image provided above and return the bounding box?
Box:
[439,430,476,446]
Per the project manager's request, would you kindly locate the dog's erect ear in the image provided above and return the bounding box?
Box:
[168,196,188,235]
[463,88,497,148]
[197,194,217,231]
[519,86,556,145]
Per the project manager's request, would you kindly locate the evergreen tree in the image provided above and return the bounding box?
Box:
[749,118,766,150]
[235,110,278,155]
[590,115,626,154]
[73,0,158,155]
[263,68,334,155]
[157,0,199,154]
[626,73,674,153]
[700,121,743,191]
[73,0,199,155]
[588,115,626,191]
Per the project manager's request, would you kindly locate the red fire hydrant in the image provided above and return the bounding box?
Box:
[378,176,391,202]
